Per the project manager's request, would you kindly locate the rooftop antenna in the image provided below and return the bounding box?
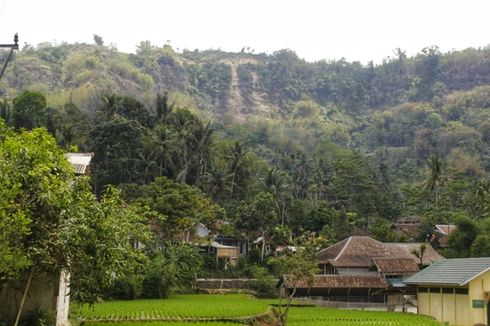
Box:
[0,33,19,81]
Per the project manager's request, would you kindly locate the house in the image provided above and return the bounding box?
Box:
[404,257,490,326]
[431,224,456,248]
[392,215,421,241]
[66,152,94,175]
[186,222,242,267]
[281,236,443,305]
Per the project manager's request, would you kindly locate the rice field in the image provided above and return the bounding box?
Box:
[83,323,235,326]
[74,294,445,325]
[73,294,269,320]
[286,307,444,325]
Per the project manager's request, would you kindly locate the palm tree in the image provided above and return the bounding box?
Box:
[226,141,249,198]
[474,179,490,219]
[139,142,158,183]
[100,94,122,119]
[200,164,231,202]
[0,98,10,123]
[57,124,75,150]
[424,154,445,204]
[265,168,290,225]
[152,125,176,177]
[155,93,175,124]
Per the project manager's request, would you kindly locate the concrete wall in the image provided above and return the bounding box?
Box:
[417,286,479,326]
[0,275,57,323]
[195,278,256,289]
[468,270,490,326]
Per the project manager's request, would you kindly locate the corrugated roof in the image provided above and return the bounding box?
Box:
[210,241,240,249]
[283,275,388,289]
[66,152,94,175]
[404,257,490,286]
[317,236,444,268]
[435,224,456,236]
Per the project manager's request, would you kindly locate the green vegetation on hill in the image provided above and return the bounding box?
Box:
[1,41,489,258]
[1,42,490,324]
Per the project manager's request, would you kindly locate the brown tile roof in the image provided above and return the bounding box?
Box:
[371,258,420,275]
[317,236,390,267]
[385,243,443,266]
[396,215,421,224]
[392,223,419,238]
[317,236,444,268]
[283,275,388,289]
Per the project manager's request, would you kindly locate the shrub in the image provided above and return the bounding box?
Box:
[249,265,277,298]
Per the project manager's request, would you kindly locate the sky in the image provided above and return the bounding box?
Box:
[0,0,489,64]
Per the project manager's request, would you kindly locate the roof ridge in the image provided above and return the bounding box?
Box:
[334,236,352,261]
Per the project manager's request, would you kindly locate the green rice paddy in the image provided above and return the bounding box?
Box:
[75,294,445,325]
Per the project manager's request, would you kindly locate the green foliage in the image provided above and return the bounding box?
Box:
[270,233,320,325]
[122,177,224,240]
[0,126,148,307]
[65,185,149,305]
[446,215,480,257]
[0,126,73,282]
[12,90,47,130]
[249,265,277,297]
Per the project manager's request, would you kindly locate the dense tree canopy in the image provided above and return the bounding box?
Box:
[0,122,148,305]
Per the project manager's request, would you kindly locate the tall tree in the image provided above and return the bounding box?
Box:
[424,154,445,204]
[11,90,47,130]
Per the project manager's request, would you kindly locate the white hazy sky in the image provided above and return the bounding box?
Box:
[0,0,489,63]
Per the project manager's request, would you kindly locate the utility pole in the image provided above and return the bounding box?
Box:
[0,33,19,81]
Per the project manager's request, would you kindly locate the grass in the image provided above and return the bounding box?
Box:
[74,294,445,325]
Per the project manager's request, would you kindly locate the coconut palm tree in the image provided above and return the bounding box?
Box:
[226,141,249,198]
[424,154,445,204]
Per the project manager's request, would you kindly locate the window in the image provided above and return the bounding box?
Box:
[442,288,454,294]
[429,287,441,293]
[455,288,468,295]
[418,287,428,293]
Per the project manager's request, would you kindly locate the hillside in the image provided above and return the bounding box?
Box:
[1,41,490,257]
[2,42,489,170]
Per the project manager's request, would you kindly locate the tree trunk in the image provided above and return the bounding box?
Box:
[261,236,266,261]
[14,268,34,326]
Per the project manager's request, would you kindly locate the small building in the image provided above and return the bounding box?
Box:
[431,224,456,248]
[66,152,94,175]
[392,215,422,241]
[185,222,242,267]
[404,257,490,326]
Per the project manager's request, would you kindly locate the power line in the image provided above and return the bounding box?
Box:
[0,33,18,81]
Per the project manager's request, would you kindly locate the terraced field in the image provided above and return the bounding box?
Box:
[73,294,269,321]
[74,294,444,325]
[287,307,444,325]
